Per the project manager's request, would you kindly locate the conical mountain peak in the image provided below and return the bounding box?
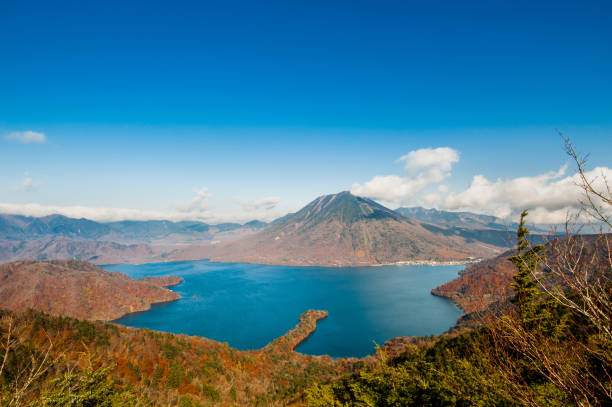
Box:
[283,191,404,228]
[186,191,507,266]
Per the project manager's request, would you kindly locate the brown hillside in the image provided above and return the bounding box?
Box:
[432,233,612,314]
[0,260,183,321]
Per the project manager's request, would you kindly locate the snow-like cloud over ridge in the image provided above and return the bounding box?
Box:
[351,147,459,205]
[444,166,612,223]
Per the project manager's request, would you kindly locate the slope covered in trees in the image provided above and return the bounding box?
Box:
[431,234,610,315]
[306,212,611,406]
[0,308,350,406]
[0,260,183,321]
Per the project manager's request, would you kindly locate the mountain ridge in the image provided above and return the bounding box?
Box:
[171,191,512,266]
[1,194,549,267]
[0,213,269,243]
[395,206,553,232]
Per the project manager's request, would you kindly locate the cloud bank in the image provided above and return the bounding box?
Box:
[0,189,285,224]
[444,166,612,224]
[5,130,47,144]
[0,203,177,223]
[350,145,611,224]
[351,147,459,204]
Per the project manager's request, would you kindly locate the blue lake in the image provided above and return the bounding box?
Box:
[102,261,463,358]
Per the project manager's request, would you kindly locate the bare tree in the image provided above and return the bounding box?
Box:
[0,313,59,407]
[483,138,612,406]
[563,135,612,230]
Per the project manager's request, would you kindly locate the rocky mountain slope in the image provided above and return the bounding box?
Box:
[0,260,183,320]
[172,191,513,266]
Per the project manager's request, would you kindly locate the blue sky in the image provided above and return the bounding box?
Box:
[1,1,611,223]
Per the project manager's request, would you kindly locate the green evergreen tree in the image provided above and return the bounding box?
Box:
[509,210,546,325]
[508,211,569,338]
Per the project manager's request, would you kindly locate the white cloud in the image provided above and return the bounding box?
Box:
[0,188,215,223]
[11,172,39,192]
[351,147,459,205]
[444,166,612,224]
[0,201,289,224]
[177,188,212,213]
[399,147,459,174]
[5,130,47,144]
[0,202,174,222]
[239,196,281,211]
[437,185,448,193]
[0,188,286,224]
[423,193,441,207]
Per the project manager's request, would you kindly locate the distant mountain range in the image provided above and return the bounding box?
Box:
[0,237,158,265]
[0,213,267,243]
[0,214,269,264]
[171,192,515,266]
[395,207,556,234]
[395,207,510,230]
[1,193,550,266]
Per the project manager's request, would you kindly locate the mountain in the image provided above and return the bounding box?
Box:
[0,236,158,265]
[0,260,182,320]
[105,219,211,241]
[0,214,111,240]
[173,191,512,266]
[0,214,203,242]
[243,219,269,229]
[395,207,513,230]
[395,206,550,232]
[0,214,270,245]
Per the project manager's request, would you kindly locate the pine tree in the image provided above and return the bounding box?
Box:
[509,210,546,325]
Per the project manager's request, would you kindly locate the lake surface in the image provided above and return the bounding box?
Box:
[103,261,463,358]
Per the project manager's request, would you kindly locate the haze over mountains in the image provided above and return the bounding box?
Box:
[0,213,270,264]
[0,192,536,266]
[395,206,547,232]
[0,213,267,243]
[396,207,512,230]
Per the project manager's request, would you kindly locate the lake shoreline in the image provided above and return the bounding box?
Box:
[105,261,464,358]
[103,257,481,269]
